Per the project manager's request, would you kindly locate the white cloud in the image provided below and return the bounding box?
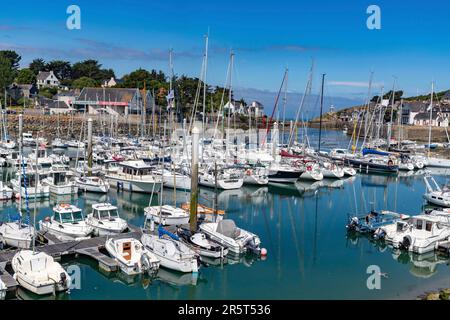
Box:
[328,81,384,88]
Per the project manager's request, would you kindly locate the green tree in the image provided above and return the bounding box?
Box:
[29,58,46,75]
[0,56,15,98]
[0,50,21,70]
[46,60,72,80]
[39,87,58,99]
[72,60,113,82]
[16,68,37,84]
[72,77,99,89]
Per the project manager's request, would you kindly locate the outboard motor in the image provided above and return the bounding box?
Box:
[245,237,261,255]
[346,217,359,231]
[399,236,411,251]
[373,228,386,240]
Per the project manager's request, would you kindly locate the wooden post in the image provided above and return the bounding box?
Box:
[87,118,93,177]
[189,126,200,232]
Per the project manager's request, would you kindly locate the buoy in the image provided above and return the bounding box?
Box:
[261,248,268,257]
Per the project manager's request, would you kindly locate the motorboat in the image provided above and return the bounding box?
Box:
[199,219,261,255]
[346,210,410,237]
[41,165,78,195]
[75,176,109,193]
[178,229,228,258]
[105,160,163,193]
[87,203,128,236]
[423,175,450,207]
[145,205,190,226]
[141,226,199,273]
[10,165,50,199]
[74,161,102,176]
[426,156,450,168]
[39,204,93,241]
[22,132,36,147]
[389,212,450,254]
[11,250,71,296]
[105,238,160,275]
[66,140,85,149]
[51,138,68,149]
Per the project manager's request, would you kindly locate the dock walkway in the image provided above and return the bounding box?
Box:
[0,227,143,296]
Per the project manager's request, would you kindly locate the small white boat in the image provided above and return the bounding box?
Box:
[243,167,269,186]
[22,132,36,146]
[389,213,450,254]
[105,238,159,275]
[42,166,78,195]
[0,220,34,249]
[141,229,199,273]
[75,176,109,193]
[426,157,450,168]
[12,250,71,296]
[343,167,357,176]
[39,204,93,241]
[145,205,190,226]
[51,138,67,149]
[0,181,13,200]
[87,203,128,236]
[423,175,450,207]
[1,139,16,150]
[198,168,244,190]
[66,140,85,149]
[75,161,102,176]
[321,162,344,179]
[154,168,191,190]
[178,229,228,258]
[199,219,261,255]
[299,163,324,181]
[0,278,6,300]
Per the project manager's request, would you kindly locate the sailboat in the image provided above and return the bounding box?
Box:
[0,148,36,248]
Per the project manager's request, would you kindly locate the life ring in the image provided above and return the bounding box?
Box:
[307,166,312,171]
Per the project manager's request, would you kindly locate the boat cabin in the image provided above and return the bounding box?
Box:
[92,203,120,220]
[120,161,154,176]
[52,204,84,224]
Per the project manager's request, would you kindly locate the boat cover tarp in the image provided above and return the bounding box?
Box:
[217,219,239,238]
[280,150,303,158]
[362,148,389,157]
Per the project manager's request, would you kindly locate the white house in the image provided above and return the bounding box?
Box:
[102,77,118,88]
[401,101,428,125]
[37,71,60,89]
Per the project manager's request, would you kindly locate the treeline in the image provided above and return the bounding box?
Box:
[0,50,239,112]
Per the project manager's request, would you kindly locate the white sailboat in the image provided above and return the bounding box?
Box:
[75,176,109,193]
[141,228,199,273]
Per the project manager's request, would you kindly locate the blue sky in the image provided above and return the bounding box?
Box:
[0,0,449,115]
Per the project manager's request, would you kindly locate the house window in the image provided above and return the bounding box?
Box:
[47,80,50,84]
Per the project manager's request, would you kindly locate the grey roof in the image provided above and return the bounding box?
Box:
[414,111,440,121]
[37,71,52,81]
[46,100,70,109]
[76,88,138,103]
[403,101,428,113]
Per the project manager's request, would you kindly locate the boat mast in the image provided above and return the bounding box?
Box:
[428,82,434,157]
[387,78,396,149]
[202,31,209,144]
[318,73,326,153]
[32,136,38,254]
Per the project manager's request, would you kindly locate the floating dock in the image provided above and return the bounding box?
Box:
[0,225,143,298]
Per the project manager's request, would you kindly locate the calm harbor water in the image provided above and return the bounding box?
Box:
[3,129,450,300]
